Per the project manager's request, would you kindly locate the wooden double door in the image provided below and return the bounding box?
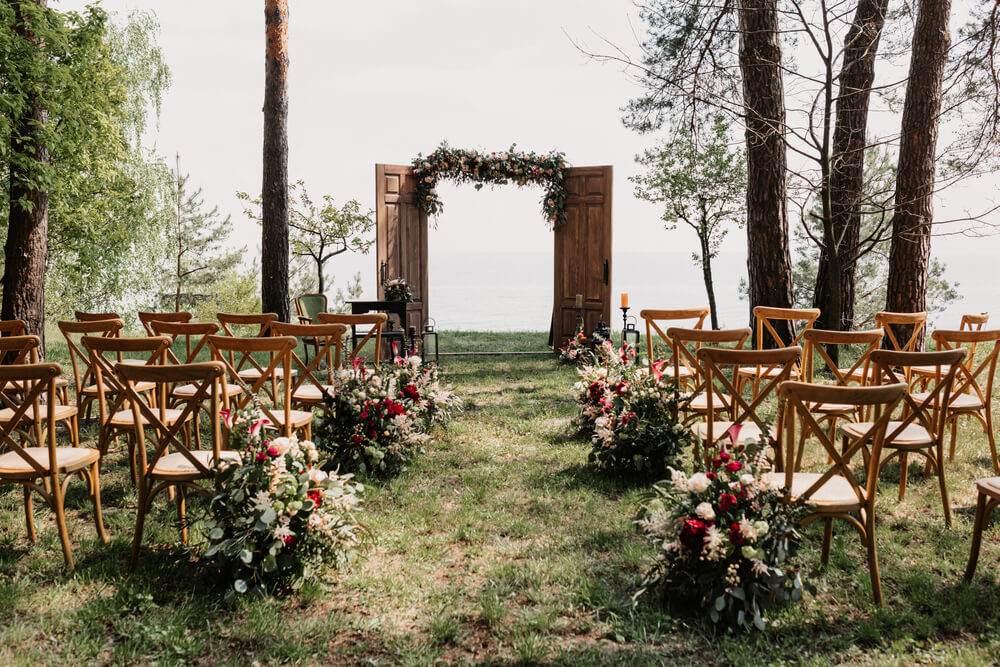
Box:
[375,164,612,347]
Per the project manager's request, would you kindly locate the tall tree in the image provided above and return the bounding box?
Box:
[2,0,50,340]
[261,0,289,321]
[166,155,244,312]
[631,116,746,329]
[885,0,952,326]
[737,0,794,336]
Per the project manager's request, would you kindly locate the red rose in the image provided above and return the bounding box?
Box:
[308,489,323,507]
[719,451,731,462]
[718,493,737,511]
[351,435,363,444]
[712,457,722,468]
[680,518,708,552]
[729,522,745,546]
[360,411,369,419]
[283,535,296,548]
[725,461,743,472]
[266,446,279,458]
[255,452,266,462]
[706,472,717,480]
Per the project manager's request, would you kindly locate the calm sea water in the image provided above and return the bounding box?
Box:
[421,249,995,334]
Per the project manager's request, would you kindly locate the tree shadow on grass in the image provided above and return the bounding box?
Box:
[530,462,662,498]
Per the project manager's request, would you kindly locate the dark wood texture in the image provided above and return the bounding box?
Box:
[2,0,49,348]
[375,165,427,335]
[815,0,891,332]
[553,166,613,347]
[737,0,794,339]
[885,0,952,327]
[261,0,290,321]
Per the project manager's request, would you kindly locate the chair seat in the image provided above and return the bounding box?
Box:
[910,364,944,377]
[842,420,932,447]
[761,471,862,510]
[109,408,190,427]
[0,446,99,477]
[292,385,335,403]
[840,367,877,384]
[80,381,155,396]
[118,359,148,366]
[0,404,78,423]
[151,449,242,478]
[692,421,773,444]
[264,409,314,428]
[643,364,693,379]
[910,391,984,410]
[807,400,858,414]
[173,383,244,399]
[1,377,69,392]
[977,476,1000,500]
[737,366,799,380]
[685,391,731,412]
[238,368,298,380]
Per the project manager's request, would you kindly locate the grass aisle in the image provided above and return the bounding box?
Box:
[2,332,1000,664]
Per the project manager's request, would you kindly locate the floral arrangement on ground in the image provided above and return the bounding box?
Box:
[411,143,568,226]
[635,435,810,631]
[573,340,692,479]
[558,330,592,365]
[314,355,461,476]
[202,407,365,599]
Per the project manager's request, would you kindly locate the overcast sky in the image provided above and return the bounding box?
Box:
[56,0,999,314]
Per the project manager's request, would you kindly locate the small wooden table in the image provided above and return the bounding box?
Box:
[346,299,410,353]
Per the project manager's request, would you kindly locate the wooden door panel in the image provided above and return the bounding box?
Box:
[553,166,613,347]
[376,164,428,336]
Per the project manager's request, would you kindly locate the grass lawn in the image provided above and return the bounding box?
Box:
[3,330,1000,664]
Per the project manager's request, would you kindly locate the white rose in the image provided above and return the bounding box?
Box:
[308,468,328,483]
[270,437,292,455]
[687,473,710,494]
[695,502,715,521]
[741,473,755,487]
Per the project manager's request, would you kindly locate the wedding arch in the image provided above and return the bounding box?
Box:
[375,143,613,347]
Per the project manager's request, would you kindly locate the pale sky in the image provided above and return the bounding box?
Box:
[56,0,1000,321]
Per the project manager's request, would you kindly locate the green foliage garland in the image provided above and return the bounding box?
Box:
[411,143,568,227]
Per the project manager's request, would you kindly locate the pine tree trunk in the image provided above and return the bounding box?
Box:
[815,0,890,333]
[2,0,49,350]
[261,0,290,321]
[737,0,794,343]
[885,0,951,339]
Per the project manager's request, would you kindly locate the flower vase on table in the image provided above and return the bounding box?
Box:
[382,277,413,302]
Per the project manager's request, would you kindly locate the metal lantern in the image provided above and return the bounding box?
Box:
[623,315,641,350]
[590,318,612,350]
[421,318,439,364]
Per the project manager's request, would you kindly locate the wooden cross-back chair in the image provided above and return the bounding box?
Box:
[138,310,193,335]
[0,320,71,408]
[693,345,801,459]
[119,360,237,565]
[0,319,26,336]
[82,335,178,484]
[876,311,926,352]
[920,329,1000,471]
[666,327,751,420]
[738,306,819,397]
[843,348,965,526]
[0,335,79,447]
[638,307,709,383]
[270,321,347,409]
[294,294,330,362]
[215,313,298,385]
[75,310,121,322]
[961,313,989,331]
[965,476,1000,582]
[0,362,107,569]
[316,313,387,366]
[767,381,907,606]
[207,335,313,439]
[58,318,125,422]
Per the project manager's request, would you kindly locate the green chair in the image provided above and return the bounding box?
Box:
[294,294,328,362]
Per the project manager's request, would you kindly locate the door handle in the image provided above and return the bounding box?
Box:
[603,260,609,285]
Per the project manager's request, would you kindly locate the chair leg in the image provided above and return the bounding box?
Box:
[932,449,953,527]
[821,517,834,565]
[864,511,884,606]
[177,485,188,545]
[131,482,150,567]
[23,486,35,542]
[898,452,909,501]
[987,410,1000,475]
[89,461,108,544]
[949,417,958,461]
[964,491,989,582]
[49,474,75,569]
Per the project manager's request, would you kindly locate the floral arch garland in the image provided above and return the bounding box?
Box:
[411,143,569,227]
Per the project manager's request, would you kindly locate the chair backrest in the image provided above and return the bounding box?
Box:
[774,381,907,506]
[930,329,1000,408]
[871,349,966,443]
[117,361,226,478]
[75,311,120,322]
[82,335,173,428]
[316,313,387,365]
[875,311,926,352]
[696,345,802,448]
[0,334,41,366]
[270,321,347,397]
[639,308,709,373]
[295,294,328,323]
[0,363,64,477]
[802,328,884,386]
[217,312,279,337]
[960,313,990,331]
[752,306,821,350]
[138,311,193,335]
[58,319,125,396]
[666,327,751,393]
[0,320,27,337]
[206,335,297,435]
[148,320,219,364]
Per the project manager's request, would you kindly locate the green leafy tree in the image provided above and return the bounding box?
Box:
[164,155,244,312]
[631,116,745,329]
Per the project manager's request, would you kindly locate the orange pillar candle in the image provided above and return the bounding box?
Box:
[621,293,629,308]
